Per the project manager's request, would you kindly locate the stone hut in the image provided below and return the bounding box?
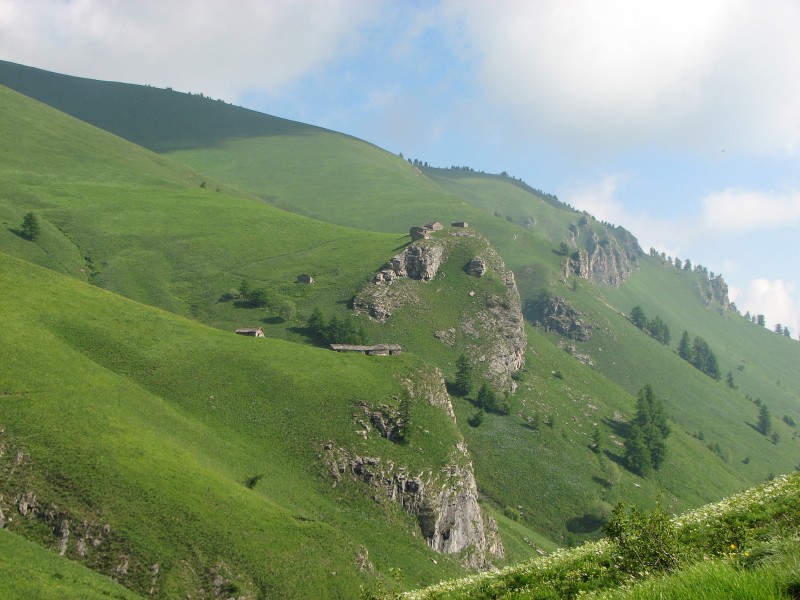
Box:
[236,327,265,338]
[425,221,444,231]
[451,221,469,228]
[296,274,315,284]
[410,226,432,241]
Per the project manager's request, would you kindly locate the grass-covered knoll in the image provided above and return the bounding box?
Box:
[405,473,800,599]
[0,529,142,600]
[421,168,577,245]
[0,252,474,597]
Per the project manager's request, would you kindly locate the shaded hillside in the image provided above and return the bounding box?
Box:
[0,59,321,152]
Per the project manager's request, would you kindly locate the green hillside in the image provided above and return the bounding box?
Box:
[0,83,403,340]
[1,60,799,598]
[0,529,141,600]
[0,252,475,597]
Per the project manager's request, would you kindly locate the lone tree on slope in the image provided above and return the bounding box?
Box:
[20,212,40,241]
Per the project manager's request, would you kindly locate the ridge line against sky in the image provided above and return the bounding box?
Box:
[1,0,798,334]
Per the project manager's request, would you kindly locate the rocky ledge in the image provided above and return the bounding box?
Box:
[354,240,446,322]
[323,367,503,568]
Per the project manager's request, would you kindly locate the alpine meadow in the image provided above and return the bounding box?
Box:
[1,60,799,599]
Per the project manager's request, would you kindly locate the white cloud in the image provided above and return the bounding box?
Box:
[560,174,630,224]
[730,278,800,335]
[444,0,800,155]
[701,188,800,234]
[0,0,382,101]
[559,174,686,256]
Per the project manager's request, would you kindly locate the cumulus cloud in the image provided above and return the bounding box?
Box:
[701,188,800,234]
[444,0,800,155]
[730,278,799,335]
[0,0,382,101]
[560,174,630,223]
[559,173,687,256]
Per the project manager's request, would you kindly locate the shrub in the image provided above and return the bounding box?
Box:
[604,500,683,576]
[467,409,484,428]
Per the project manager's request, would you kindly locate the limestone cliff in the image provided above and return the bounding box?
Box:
[705,274,732,311]
[459,239,527,392]
[567,224,642,287]
[355,231,527,392]
[324,367,504,568]
[353,240,446,322]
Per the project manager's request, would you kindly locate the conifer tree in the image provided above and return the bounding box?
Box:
[476,382,497,412]
[757,404,772,436]
[630,305,647,329]
[20,212,40,241]
[678,330,691,361]
[453,354,473,397]
[625,425,652,476]
[643,423,667,469]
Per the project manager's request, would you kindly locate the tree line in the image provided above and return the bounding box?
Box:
[678,330,720,380]
[306,308,367,346]
[629,305,671,345]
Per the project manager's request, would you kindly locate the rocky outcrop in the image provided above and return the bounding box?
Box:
[356,232,526,391]
[382,243,445,282]
[460,247,527,392]
[568,227,642,287]
[354,241,445,322]
[529,295,592,341]
[465,257,487,277]
[707,274,731,311]
[324,367,503,568]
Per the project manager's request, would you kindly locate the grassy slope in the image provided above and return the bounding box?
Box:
[0,252,470,597]
[0,84,403,340]
[586,258,800,480]
[3,61,799,589]
[407,473,800,599]
[0,529,142,600]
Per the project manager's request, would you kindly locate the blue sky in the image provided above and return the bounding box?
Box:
[2,0,799,335]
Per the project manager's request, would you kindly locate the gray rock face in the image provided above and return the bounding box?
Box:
[386,243,445,281]
[533,295,592,341]
[466,256,488,277]
[354,241,445,322]
[325,367,503,568]
[356,232,526,391]
[568,228,642,286]
[707,274,731,311]
[460,247,527,392]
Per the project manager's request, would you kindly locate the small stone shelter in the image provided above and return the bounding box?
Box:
[330,344,402,356]
[236,327,265,337]
[451,221,469,228]
[296,274,314,284]
[425,221,444,231]
[409,226,432,241]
